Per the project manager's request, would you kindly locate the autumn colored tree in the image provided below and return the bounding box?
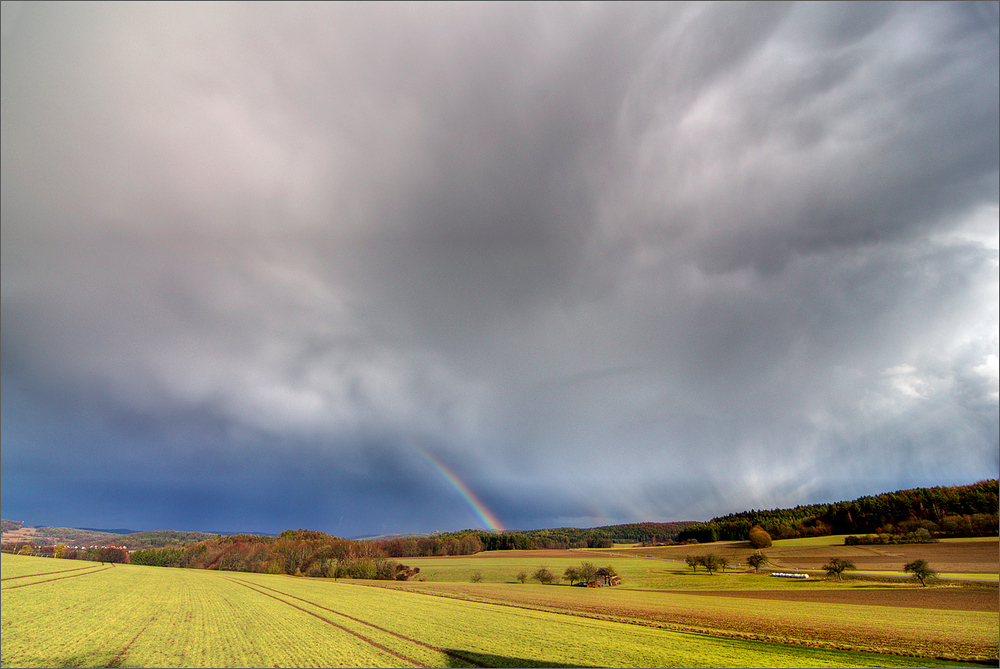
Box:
[748,526,772,548]
[96,546,129,564]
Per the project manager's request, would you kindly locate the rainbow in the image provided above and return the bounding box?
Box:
[415,446,504,533]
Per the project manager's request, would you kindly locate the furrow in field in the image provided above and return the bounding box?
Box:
[104,615,156,668]
[224,577,431,668]
[1,564,104,581]
[0,566,112,590]
[231,578,492,668]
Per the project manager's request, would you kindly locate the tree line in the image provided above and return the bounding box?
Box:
[676,480,998,544]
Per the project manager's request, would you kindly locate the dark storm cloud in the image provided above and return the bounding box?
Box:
[2,2,997,535]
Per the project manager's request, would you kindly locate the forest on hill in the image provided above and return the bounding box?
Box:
[677,479,998,543]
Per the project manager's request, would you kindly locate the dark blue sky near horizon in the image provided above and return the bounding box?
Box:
[2,2,998,539]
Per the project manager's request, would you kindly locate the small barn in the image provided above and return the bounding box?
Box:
[589,567,621,587]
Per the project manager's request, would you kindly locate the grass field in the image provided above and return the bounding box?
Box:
[2,552,996,667]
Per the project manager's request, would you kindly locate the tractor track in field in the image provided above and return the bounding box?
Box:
[0,566,111,590]
[225,578,490,668]
[104,615,157,668]
[1,564,104,581]
[225,578,430,667]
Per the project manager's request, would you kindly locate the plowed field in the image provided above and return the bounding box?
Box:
[670,586,997,611]
[612,538,999,575]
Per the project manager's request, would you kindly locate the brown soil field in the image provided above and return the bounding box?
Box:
[367,580,998,661]
[761,540,998,573]
[614,539,999,574]
[673,586,998,611]
[0,528,41,542]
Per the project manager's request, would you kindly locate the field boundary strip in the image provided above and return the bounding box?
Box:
[1,564,104,581]
[227,578,491,668]
[224,578,433,668]
[0,566,112,590]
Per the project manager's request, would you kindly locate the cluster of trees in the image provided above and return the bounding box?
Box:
[116,530,221,549]
[844,528,936,545]
[682,552,770,574]
[823,557,937,586]
[684,554,731,574]
[676,480,998,544]
[433,522,697,552]
[88,529,425,580]
[518,562,619,586]
[369,533,484,557]
[0,541,131,564]
[367,522,698,556]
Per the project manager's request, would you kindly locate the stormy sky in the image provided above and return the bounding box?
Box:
[2,2,997,538]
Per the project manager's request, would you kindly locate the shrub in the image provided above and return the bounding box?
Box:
[532,567,556,584]
[748,526,772,549]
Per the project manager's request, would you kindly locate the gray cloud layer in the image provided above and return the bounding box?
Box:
[3,2,997,535]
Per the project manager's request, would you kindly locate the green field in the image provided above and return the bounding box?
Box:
[2,553,995,667]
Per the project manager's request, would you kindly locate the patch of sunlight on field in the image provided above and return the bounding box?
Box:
[772,535,855,547]
[856,570,999,581]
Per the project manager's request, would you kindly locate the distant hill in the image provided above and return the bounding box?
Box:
[677,479,998,543]
[0,524,219,549]
[1,519,25,533]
